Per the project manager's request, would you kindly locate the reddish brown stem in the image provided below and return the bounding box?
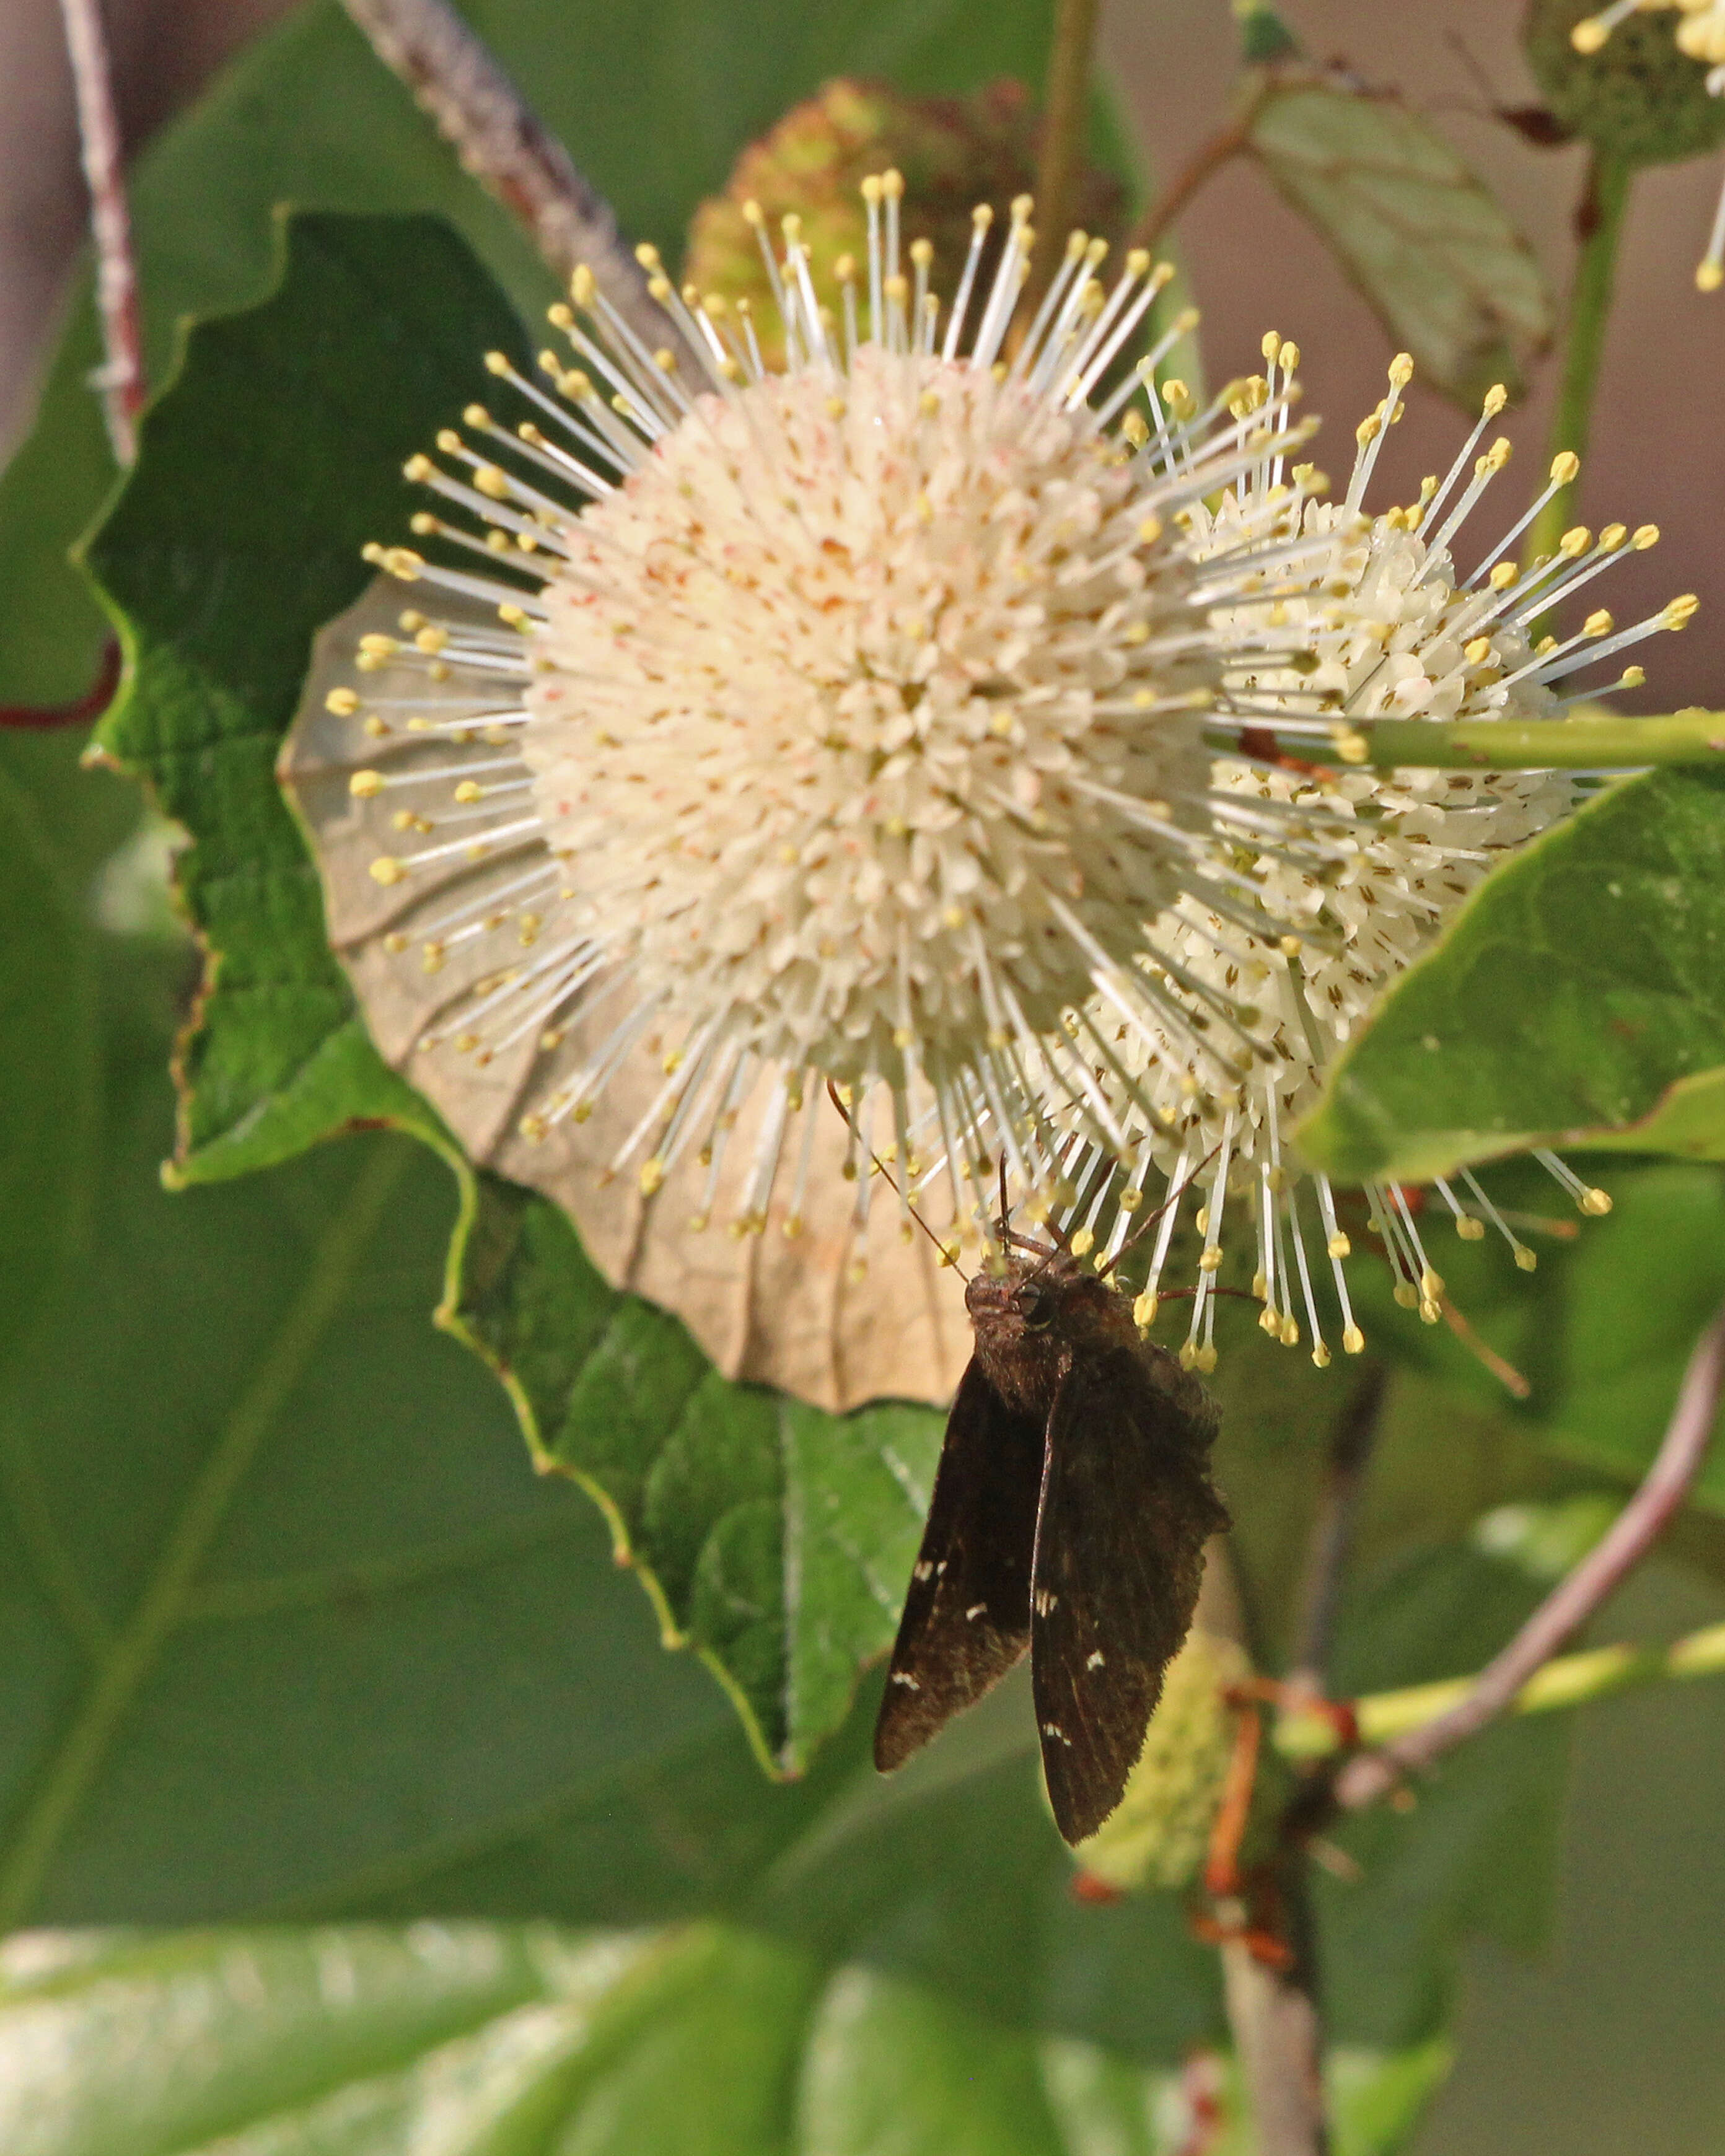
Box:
[336,0,665,349]
[0,641,121,731]
[1335,1297,1725,1809]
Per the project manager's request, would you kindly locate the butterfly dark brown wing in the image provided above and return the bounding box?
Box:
[1029,1341,1229,1844]
[874,1356,1047,1773]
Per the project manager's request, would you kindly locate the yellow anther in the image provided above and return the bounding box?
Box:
[859,177,881,208]
[1356,412,1382,447]
[1485,436,1512,471]
[1632,523,1660,549]
[463,404,491,431]
[1571,14,1609,51]
[1262,330,1282,364]
[1327,1232,1351,1260]
[1456,1214,1485,1240]
[883,169,905,200]
[1489,560,1519,591]
[1388,351,1415,387]
[403,454,435,483]
[639,1157,666,1196]
[436,429,463,455]
[348,769,384,799]
[1464,636,1494,665]
[1138,514,1164,544]
[1620,665,1646,688]
[1120,410,1149,447]
[910,237,933,266]
[325,687,360,716]
[1550,450,1581,486]
[453,780,484,804]
[1583,608,1614,638]
[1559,525,1591,557]
[369,856,405,886]
[1198,1245,1224,1274]
[1513,1245,1538,1272]
[571,265,596,305]
[1581,1187,1613,1216]
[1698,260,1725,292]
[1599,522,1626,551]
[971,201,994,231]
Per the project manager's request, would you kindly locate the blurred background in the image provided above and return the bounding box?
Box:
[2,5,1722,2150]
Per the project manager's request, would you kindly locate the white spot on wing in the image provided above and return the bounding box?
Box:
[890,1671,921,1689]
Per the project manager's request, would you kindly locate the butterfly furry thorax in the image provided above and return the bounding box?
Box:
[877,1247,1229,1844]
[964,1252,1217,1435]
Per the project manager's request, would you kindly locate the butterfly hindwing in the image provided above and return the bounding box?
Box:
[1030,1341,1229,1843]
[874,1356,1047,1773]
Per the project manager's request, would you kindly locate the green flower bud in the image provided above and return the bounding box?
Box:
[1524,0,1725,167]
[683,77,1127,364]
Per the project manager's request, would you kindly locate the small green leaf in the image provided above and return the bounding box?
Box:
[1519,1162,1725,1512]
[1297,771,1725,1186]
[1244,72,1553,407]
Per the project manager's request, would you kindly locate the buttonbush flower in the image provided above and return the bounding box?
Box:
[312,176,1687,1379]
[1049,361,1692,1369]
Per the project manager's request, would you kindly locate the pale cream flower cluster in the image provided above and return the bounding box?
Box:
[322,175,1685,1370]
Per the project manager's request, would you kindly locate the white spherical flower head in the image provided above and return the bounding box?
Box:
[522,339,1219,1093]
[329,180,1329,1271]
[1048,361,1690,1373]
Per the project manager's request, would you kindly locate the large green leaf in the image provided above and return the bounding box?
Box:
[0,1922,1468,2156]
[1297,771,1725,1186]
[1243,69,1553,408]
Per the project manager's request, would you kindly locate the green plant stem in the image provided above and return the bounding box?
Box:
[1221,707,1725,772]
[1029,0,1102,305]
[1522,148,1633,575]
[1275,1618,1725,1763]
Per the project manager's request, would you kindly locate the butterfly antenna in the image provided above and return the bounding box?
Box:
[824,1080,970,1282]
[1097,1137,1227,1279]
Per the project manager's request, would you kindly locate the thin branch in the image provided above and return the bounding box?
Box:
[1125,101,1260,258]
[58,0,144,465]
[1334,1296,1725,1810]
[1029,0,1101,305]
[0,641,121,732]
[1286,1360,1387,1696]
[337,0,666,348]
